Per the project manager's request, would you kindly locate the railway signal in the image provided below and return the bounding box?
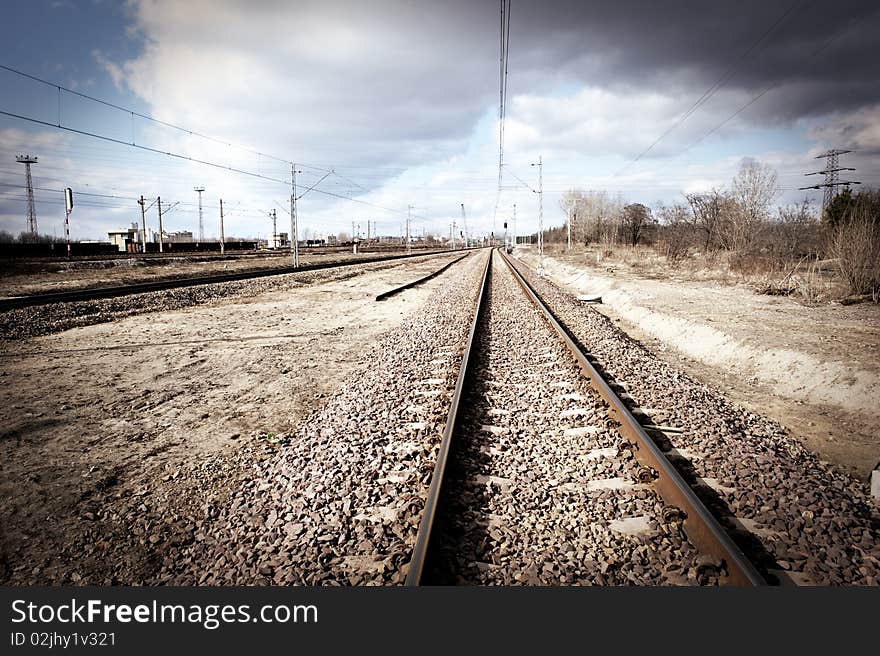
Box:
[64,187,73,259]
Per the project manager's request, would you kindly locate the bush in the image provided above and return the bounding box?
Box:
[830,202,880,299]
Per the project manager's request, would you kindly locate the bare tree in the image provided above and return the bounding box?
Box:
[685,189,728,251]
[724,159,780,252]
[620,203,651,246]
[655,202,692,262]
[559,188,586,245]
[773,200,819,261]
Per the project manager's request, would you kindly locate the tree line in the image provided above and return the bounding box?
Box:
[552,160,878,298]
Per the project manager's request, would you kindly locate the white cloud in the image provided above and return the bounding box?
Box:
[92,49,125,90]
[808,104,880,155]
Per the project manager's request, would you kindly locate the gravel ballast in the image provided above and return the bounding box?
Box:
[426,252,712,585]
[157,250,491,584]
[509,254,879,585]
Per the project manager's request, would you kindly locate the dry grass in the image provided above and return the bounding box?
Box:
[546,242,850,302]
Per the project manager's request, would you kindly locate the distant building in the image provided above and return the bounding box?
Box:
[108,223,196,252]
[107,223,145,252]
[270,231,290,249]
[160,230,193,243]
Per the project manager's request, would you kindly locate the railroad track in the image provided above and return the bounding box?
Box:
[0,248,476,311]
[405,248,765,586]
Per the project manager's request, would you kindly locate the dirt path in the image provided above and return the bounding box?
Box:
[517,248,880,478]
[0,253,468,584]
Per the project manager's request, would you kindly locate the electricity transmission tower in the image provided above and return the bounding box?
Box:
[193,186,205,242]
[799,149,860,210]
[16,154,38,238]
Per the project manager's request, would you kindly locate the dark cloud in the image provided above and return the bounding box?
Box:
[115,0,880,167]
[505,0,880,122]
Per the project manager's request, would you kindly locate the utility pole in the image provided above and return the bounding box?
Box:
[138,195,147,253]
[16,154,38,239]
[512,203,516,247]
[531,155,544,273]
[157,196,164,253]
[460,203,468,248]
[567,207,572,251]
[406,205,412,254]
[271,209,277,248]
[219,198,225,255]
[193,186,205,243]
[367,220,370,241]
[290,163,301,267]
[799,149,860,211]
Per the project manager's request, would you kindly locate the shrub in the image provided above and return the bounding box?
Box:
[830,201,880,299]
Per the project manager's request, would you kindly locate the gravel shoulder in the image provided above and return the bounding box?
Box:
[0,251,470,585]
[517,247,880,477]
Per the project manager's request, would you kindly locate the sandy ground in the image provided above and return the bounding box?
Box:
[0,246,441,297]
[0,252,468,584]
[517,246,879,478]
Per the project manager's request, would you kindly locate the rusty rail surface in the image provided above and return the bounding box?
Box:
[404,250,492,586]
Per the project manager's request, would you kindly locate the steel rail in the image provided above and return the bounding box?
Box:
[375,253,470,301]
[499,250,765,586]
[404,250,492,586]
[0,249,478,311]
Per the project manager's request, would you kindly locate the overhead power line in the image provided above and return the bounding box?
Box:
[493,0,513,233]
[670,14,856,161]
[0,107,424,221]
[614,0,804,176]
[0,63,292,167]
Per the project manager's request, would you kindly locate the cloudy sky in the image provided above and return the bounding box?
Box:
[1,0,878,242]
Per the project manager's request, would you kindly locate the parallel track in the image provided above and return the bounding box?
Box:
[375,253,471,301]
[405,249,765,586]
[0,249,476,311]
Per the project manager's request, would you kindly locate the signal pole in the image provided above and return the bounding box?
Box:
[16,154,38,239]
[799,149,860,211]
[64,187,73,259]
[138,195,148,253]
[219,198,225,255]
[193,186,205,243]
